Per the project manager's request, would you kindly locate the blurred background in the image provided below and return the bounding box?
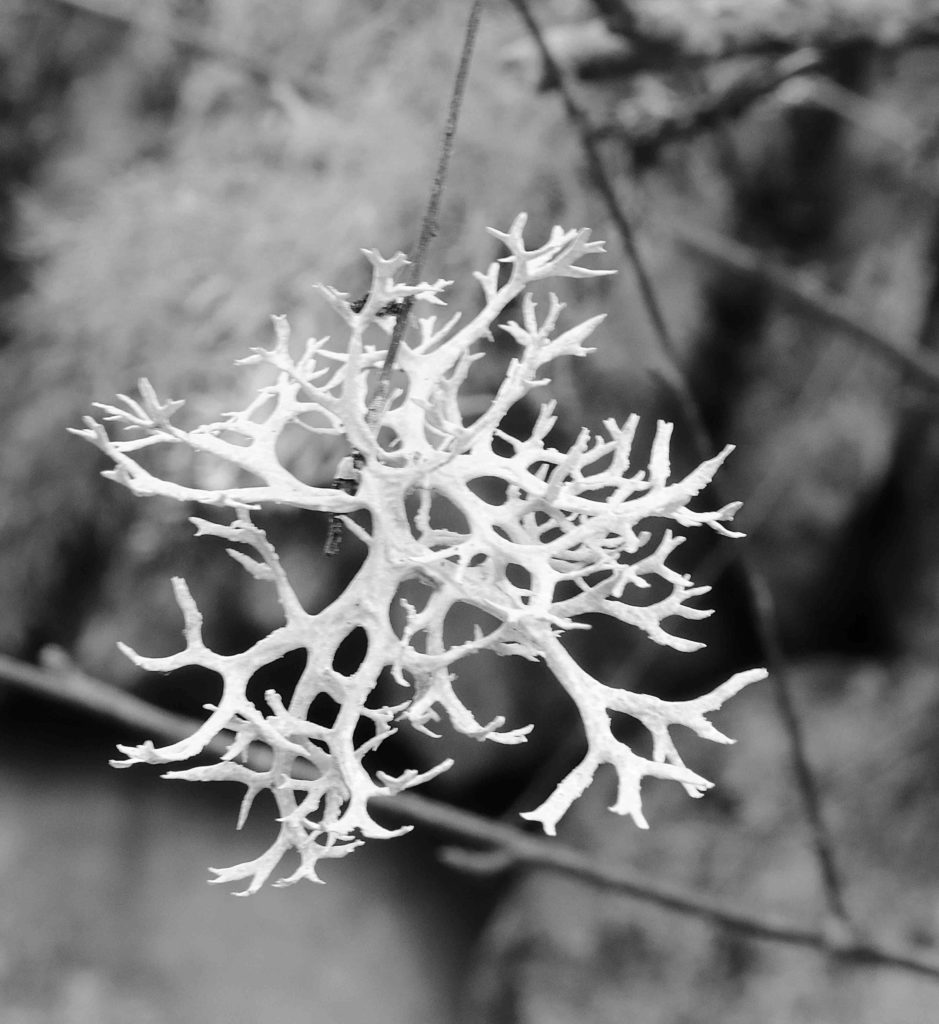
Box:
[2,0,939,1021]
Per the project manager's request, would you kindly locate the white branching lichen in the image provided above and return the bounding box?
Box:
[74,215,766,894]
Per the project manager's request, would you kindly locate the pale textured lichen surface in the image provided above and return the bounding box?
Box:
[74,215,765,894]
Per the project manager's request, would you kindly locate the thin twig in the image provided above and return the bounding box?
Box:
[508,0,854,932]
[3,650,939,980]
[592,48,824,158]
[742,572,851,923]
[368,0,485,426]
[506,0,682,387]
[673,221,939,393]
[326,0,484,555]
[535,10,939,79]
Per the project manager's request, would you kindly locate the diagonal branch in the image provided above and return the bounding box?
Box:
[3,649,939,980]
[508,0,855,932]
[505,0,691,414]
[592,48,824,157]
[672,221,939,393]
[504,10,939,84]
[369,0,485,424]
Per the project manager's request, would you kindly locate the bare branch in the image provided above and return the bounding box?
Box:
[508,0,856,933]
[369,0,485,426]
[592,49,824,157]
[505,0,696,423]
[3,649,939,980]
[503,11,939,85]
[672,221,939,393]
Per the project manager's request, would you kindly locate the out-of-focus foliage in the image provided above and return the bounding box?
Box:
[0,0,615,666]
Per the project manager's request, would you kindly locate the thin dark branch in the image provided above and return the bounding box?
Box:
[511,12,939,85]
[3,650,939,980]
[505,0,698,428]
[434,840,939,981]
[508,0,854,933]
[369,0,486,425]
[328,0,484,555]
[673,221,939,392]
[593,48,824,158]
[742,571,851,924]
[0,650,203,743]
[599,5,939,55]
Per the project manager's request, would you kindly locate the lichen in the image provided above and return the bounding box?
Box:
[74,215,765,893]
